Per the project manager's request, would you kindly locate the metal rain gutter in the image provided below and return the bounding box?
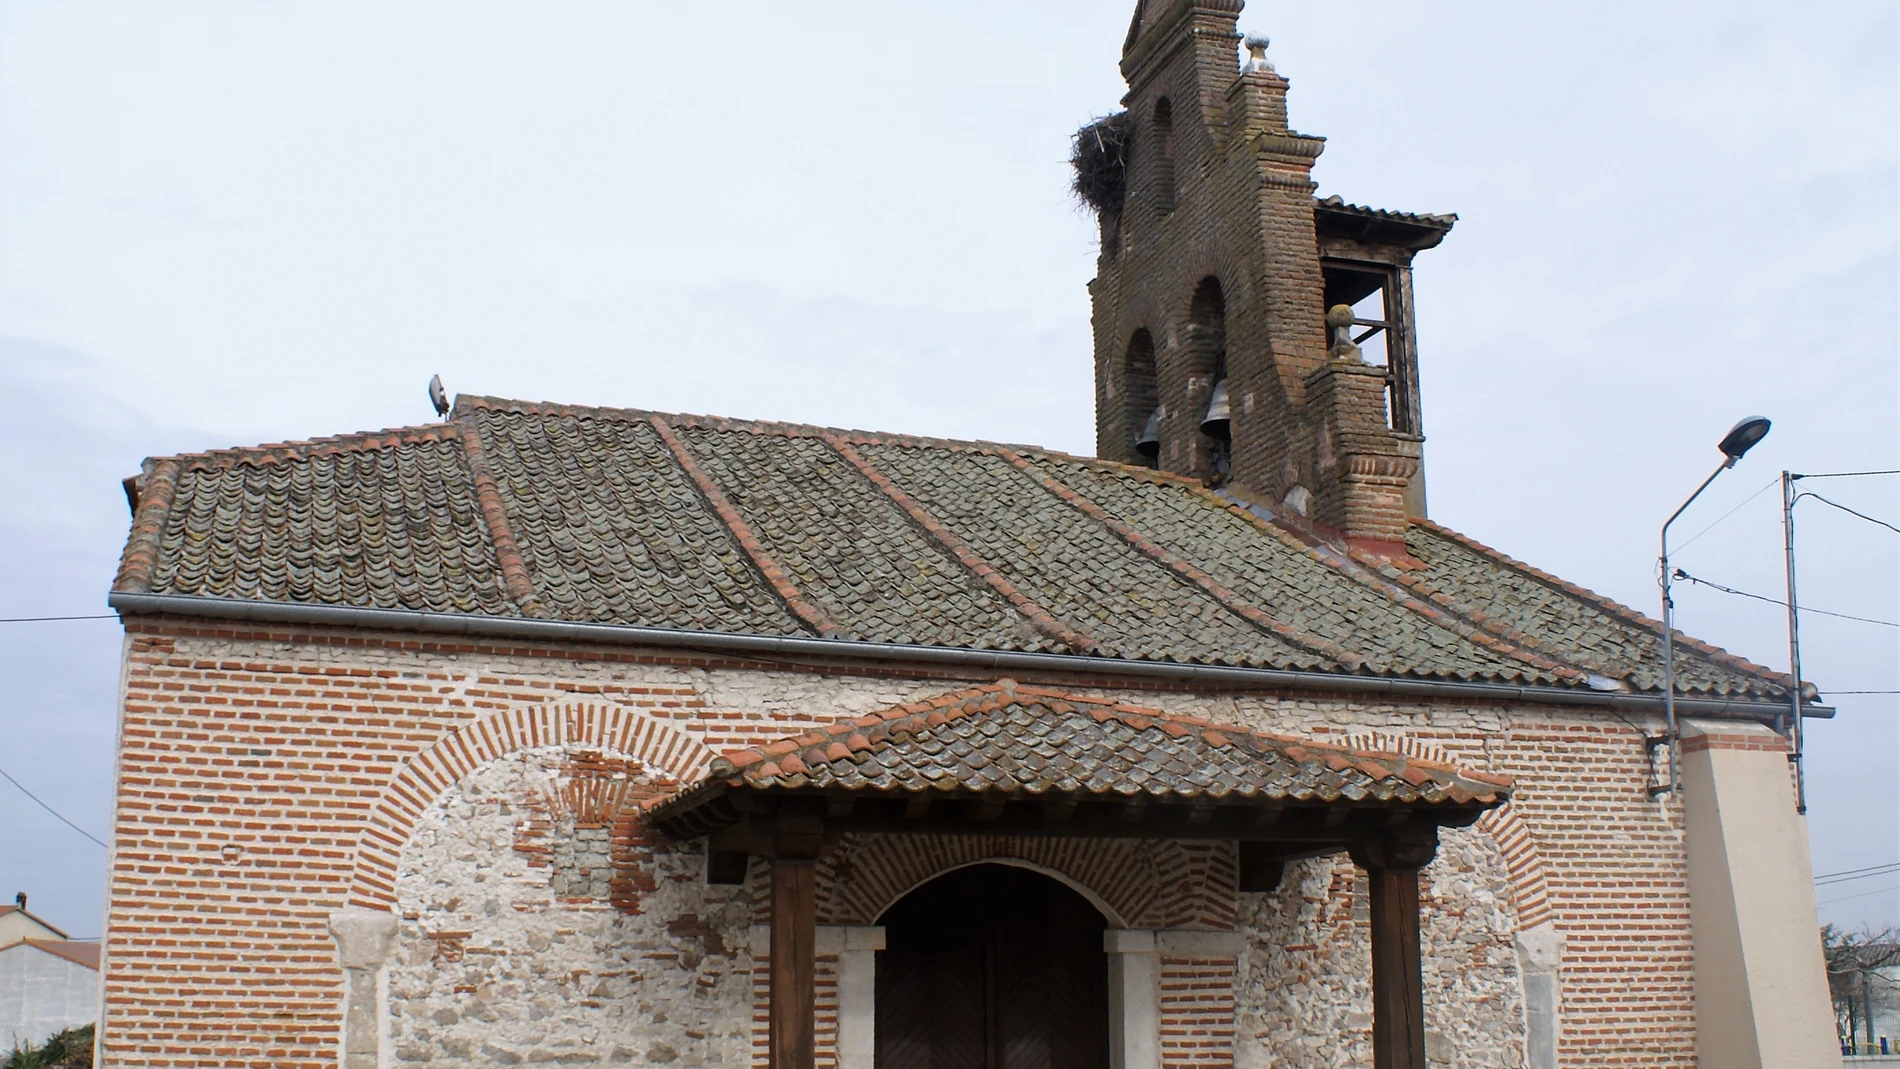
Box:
[106,592,1831,724]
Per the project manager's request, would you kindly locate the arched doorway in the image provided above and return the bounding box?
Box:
[875,864,1109,1069]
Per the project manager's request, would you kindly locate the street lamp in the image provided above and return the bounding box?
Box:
[1652,416,1772,798]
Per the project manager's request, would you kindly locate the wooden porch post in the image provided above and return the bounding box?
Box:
[770,857,816,1069]
[769,803,824,1069]
[1350,826,1439,1069]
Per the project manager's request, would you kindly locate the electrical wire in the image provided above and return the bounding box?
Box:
[1819,883,1900,907]
[1816,862,1900,886]
[1798,490,1900,536]
[0,766,107,848]
[1672,569,1899,628]
[1671,475,1780,555]
[1794,469,1900,480]
[0,614,117,623]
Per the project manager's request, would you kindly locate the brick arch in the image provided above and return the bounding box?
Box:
[1339,731,1553,931]
[803,833,1238,932]
[346,700,718,909]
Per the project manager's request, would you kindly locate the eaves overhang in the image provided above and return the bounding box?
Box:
[107,592,1834,726]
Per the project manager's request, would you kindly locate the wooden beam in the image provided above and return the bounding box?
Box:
[1366,864,1424,1069]
[1350,829,1438,1069]
[766,803,823,1069]
[768,856,816,1069]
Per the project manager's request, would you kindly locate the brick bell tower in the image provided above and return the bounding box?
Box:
[1081,0,1454,557]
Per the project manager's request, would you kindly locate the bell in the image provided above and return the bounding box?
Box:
[1200,379,1231,439]
[1135,408,1161,461]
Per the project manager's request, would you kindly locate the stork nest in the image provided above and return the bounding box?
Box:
[1070,112,1131,216]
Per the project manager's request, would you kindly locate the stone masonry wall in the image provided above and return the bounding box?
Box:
[102,619,1697,1066]
[388,746,752,1065]
[1236,832,1525,1069]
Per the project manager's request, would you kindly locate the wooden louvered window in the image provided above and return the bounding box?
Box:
[876,864,1109,1069]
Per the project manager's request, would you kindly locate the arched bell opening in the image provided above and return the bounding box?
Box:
[1185,277,1230,482]
[874,863,1109,1069]
[1123,329,1159,467]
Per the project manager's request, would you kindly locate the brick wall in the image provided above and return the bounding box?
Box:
[1090,0,1427,539]
[101,618,1713,1066]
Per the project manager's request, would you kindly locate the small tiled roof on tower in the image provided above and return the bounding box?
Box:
[113,394,1793,701]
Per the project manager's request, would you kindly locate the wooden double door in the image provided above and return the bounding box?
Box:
[875,864,1109,1069]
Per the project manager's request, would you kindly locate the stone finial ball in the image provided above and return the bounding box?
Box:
[1244,33,1270,50]
[1326,304,1356,329]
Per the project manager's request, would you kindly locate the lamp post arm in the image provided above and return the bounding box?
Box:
[1654,455,1738,798]
[1662,458,1736,545]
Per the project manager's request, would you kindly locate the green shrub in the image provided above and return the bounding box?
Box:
[4,1024,93,1069]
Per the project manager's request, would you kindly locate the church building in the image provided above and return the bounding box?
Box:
[99,2,1837,1067]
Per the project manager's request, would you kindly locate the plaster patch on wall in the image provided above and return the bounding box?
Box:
[388,746,752,1065]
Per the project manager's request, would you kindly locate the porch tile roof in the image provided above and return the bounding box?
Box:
[113,394,1792,701]
[682,682,1510,807]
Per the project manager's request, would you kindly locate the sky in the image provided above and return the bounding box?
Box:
[0,1,1894,939]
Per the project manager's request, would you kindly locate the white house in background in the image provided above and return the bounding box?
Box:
[1,892,100,1049]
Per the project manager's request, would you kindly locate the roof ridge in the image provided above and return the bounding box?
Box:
[154,422,460,472]
[453,414,549,618]
[456,394,1229,490]
[999,450,1353,672]
[1412,519,1789,688]
[822,435,1101,654]
[1205,490,1590,685]
[459,393,1066,458]
[649,416,843,640]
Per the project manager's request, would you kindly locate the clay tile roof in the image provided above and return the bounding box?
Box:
[1314,194,1457,230]
[654,682,1511,816]
[1313,195,1456,251]
[2,939,101,970]
[112,393,1791,701]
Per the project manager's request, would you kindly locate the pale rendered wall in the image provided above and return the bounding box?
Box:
[1679,718,1838,1069]
[0,943,99,1049]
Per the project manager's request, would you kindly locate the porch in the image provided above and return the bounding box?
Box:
[649,683,1510,1069]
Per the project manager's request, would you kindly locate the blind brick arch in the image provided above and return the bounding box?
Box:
[800,833,1239,932]
[348,700,718,908]
[1341,730,1553,930]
